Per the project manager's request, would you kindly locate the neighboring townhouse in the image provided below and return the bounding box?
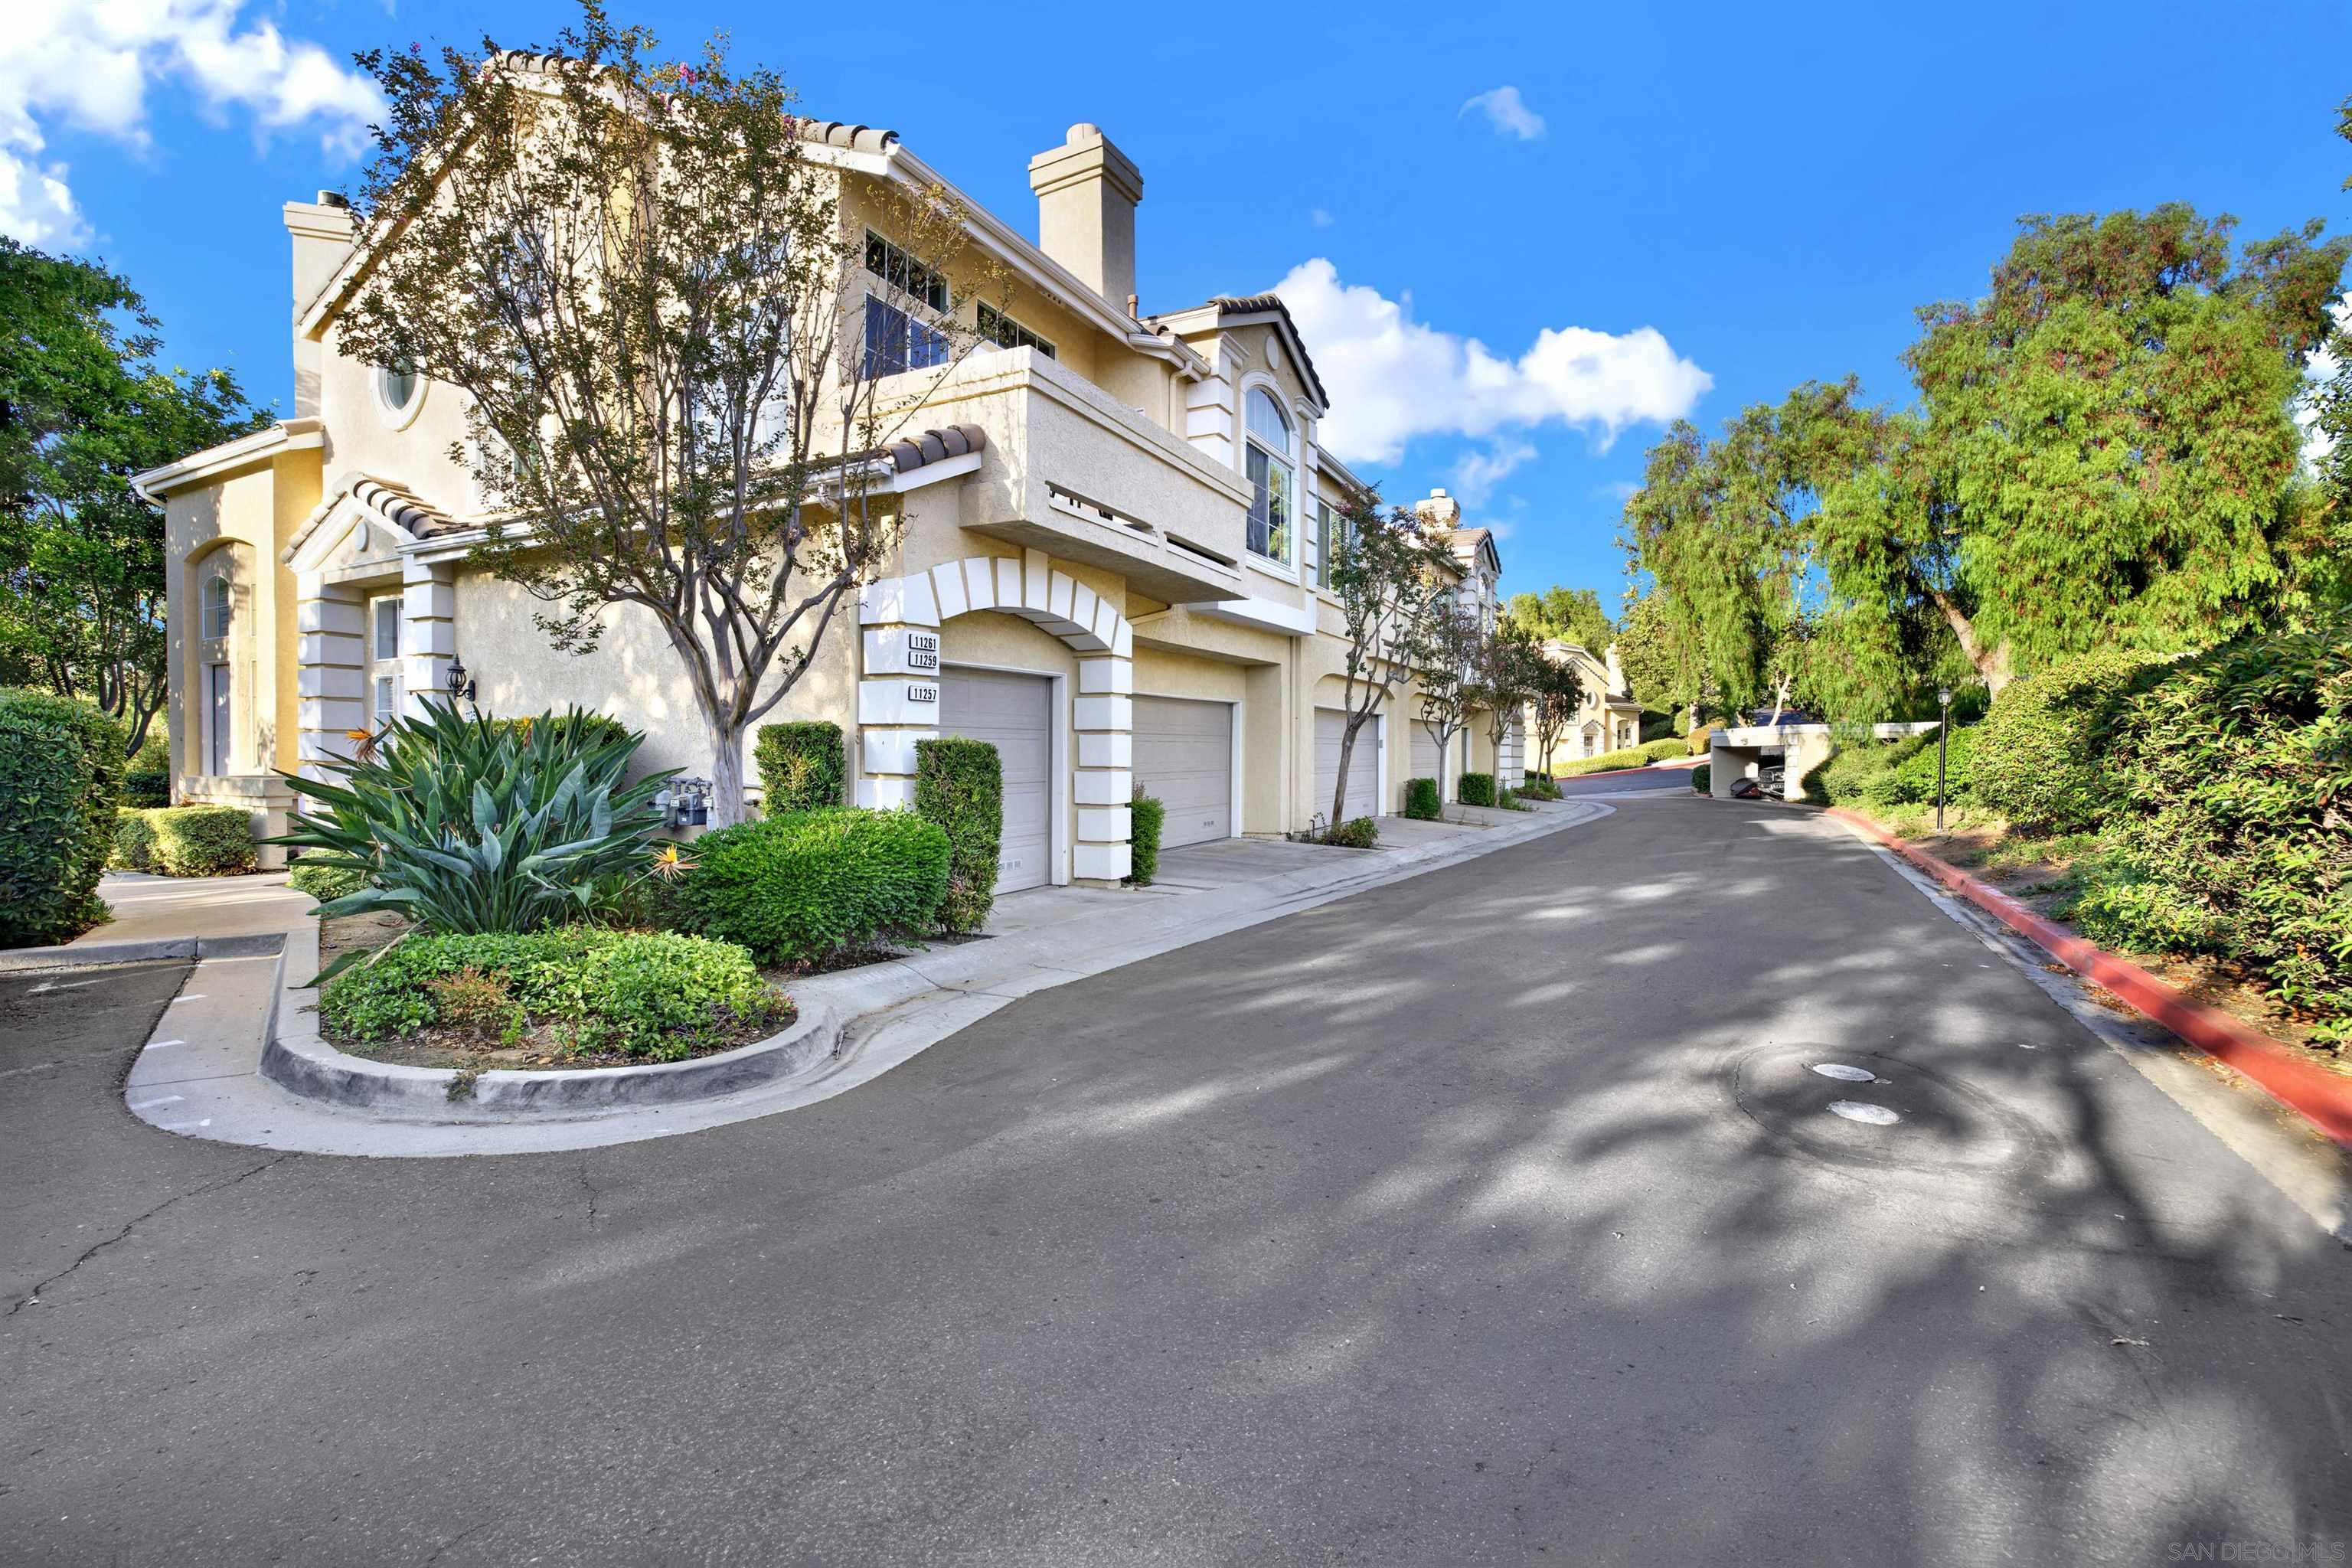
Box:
[132,91,1523,880]
[1531,638,1646,773]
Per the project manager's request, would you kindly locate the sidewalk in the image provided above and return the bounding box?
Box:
[0,871,315,970]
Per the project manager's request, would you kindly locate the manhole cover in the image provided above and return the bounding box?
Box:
[1727,1044,2044,1176]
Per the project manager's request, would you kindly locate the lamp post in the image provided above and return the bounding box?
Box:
[1935,684,1952,832]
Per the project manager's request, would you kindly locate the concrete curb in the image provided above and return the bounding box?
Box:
[258,917,841,1122]
[1827,807,2352,1148]
[0,932,286,972]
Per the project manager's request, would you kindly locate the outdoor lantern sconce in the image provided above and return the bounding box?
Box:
[446,656,478,707]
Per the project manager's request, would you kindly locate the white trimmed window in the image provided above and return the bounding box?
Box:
[1244,389,1293,566]
[366,594,403,727]
[862,296,949,378]
[864,231,949,312]
[202,575,231,640]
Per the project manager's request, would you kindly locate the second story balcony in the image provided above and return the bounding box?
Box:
[881,346,1253,605]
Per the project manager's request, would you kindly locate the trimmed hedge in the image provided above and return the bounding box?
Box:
[914,737,1001,929]
[2054,614,2352,1043]
[756,720,847,815]
[680,807,950,965]
[1974,649,2171,832]
[1403,777,1442,820]
[0,689,126,946]
[318,927,781,1061]
[1691,763,1712,793]
[1800,730,1977,813]
[1129,793,1166,887]
[1459,772,1496,807]
[124,734,170,807]
[1556,737,1690,777]
[1321,815,1379,848]
[112,805,255,876]
[289,858,368,905]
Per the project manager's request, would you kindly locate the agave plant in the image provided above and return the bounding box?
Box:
[274,699,675,967]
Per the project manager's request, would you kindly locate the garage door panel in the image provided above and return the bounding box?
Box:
[1133,694,1231,848]
[940,666,1052,893]
[1314,707,1379,823]
[1410,723,1441,785]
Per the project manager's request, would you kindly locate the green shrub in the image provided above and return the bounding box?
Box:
[1517,774,1560,801]
[914,737,1002,928]
[1403,777,1442,820]
[1556,737,1690,777]
[1973,648,2173,831]
[111,808,161,872]
[1884,727,1978,810]
[755,721,847,814]
[0,689,125,946]
[289,858,368,905]
[2052,614,2352,1041]
[1691,763,1712,794]
[319,927,781,1060]
[274,700,671,942]
[1459,772,1496,807]
[144,805,255,876]
[124,734,170,807]
[1321,815,1379,848]
[681,807,949,965]
[1129,793,1165,887]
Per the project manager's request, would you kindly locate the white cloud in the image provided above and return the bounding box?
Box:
[1451,438,1537,505]
[1459,86,1545,141]
[1274,257,1712,467]
[0,0,383,245]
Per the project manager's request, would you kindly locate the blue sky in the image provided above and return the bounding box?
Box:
[10,0,2347,612]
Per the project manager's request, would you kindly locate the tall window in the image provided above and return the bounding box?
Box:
[1244,388,1293,566]
[863,296,949,379]
[202,575,231,639]
[1315,500,1344,590]
[207,663,230,773]
[367,594,403,727]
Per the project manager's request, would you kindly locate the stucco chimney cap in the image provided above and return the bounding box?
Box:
[1067,122,1100,143]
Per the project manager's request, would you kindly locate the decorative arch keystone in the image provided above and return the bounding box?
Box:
[858,547,1133,883]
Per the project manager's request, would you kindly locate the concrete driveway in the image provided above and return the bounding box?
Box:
[3,798,2347,1564]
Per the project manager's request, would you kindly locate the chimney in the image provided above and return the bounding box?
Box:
[1413,487,1461,530]
[284,195,358,417]
[1027,123,1142,311]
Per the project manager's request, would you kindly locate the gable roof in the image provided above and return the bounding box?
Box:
[1145,294,1329,411]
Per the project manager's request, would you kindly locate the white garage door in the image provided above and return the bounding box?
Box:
[940,665,1053,893]
[1133,695,1232,848]
[1313,708,1380,824]
[1410,722,1443,789]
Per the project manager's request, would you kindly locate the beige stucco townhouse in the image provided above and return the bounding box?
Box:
[133,88,1523,882]
[1534,639,1645,773]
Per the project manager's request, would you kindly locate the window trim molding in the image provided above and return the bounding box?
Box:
[1237,373,1300,575]
[376,361,426,431]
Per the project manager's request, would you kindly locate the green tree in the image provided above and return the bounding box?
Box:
[1824,206,2346,698]
[1612,588,1704,717]
[1321,493,1447,830]
[0,240,265,753]
[339,6,1006,827]
[1504,585,1613,651]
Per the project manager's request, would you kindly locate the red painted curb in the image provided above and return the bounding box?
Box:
[1826,808,2352,1147]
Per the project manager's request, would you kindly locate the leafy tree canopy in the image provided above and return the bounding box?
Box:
[1504,585,1614,652]
[0,238,266,752]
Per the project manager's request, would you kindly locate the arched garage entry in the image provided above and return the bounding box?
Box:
[858,547,1135,887]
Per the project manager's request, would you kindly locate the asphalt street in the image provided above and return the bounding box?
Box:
[4,798,2347,1565]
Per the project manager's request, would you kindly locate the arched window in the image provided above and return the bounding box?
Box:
[203,574,232,640]
[1243,388,1294,565]
[378,361,419,414]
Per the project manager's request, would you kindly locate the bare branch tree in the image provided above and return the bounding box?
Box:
[339,7,1005,824]
[1321,493,1446,832]
[1472,613,1543,786]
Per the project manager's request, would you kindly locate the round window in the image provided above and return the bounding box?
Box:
[378,361,420,417]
